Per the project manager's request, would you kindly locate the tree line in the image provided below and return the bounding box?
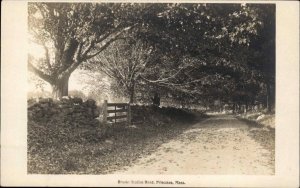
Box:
[28,3,275,112]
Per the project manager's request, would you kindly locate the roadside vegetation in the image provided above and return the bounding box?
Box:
[27,3,275,175]
[28,103,207,174]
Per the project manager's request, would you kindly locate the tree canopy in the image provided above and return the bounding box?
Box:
[28,3,140,98]
[28,3,275,111]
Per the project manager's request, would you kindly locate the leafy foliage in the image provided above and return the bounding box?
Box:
[28,3,140,98]
[28,3,275,109]
[84,39,155,102]
[138,4,274,109]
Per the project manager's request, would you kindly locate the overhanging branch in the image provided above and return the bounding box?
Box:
[140,67,185,84]
[41,43,52,70]
[83,25,135,61]
[28,62,53,83]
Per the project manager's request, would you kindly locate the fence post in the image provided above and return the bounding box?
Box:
[127,103,131,126]
[103,100,108,124]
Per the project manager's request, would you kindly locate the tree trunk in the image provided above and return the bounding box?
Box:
[233,103,236,114]
[129,91,134,104]
[129,84,135,104]
[152,92,160,107]
[51,75,70,99]
[266,82,271,113]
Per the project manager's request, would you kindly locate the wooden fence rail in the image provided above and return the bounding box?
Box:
[102,100,131,126]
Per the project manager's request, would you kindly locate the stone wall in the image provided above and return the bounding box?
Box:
[28,97,101,127]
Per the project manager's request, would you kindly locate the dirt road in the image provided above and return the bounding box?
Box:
[114,115,275,175]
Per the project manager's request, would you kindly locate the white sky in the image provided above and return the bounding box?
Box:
[28,69,91,94]
[28,40,90,94]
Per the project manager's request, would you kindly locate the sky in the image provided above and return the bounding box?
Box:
[27,40,89,94]
[28,69,87,93]
[27,38,119,104]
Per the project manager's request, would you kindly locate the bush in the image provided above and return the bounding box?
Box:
[131,105,199,127]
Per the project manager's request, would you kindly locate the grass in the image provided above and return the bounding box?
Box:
[28,106,206,174]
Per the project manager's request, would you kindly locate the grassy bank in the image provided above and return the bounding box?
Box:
[235,111,275,129]
[28,106,207,174]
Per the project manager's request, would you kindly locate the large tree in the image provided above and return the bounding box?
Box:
[138,3,274,110]
[28,3,140,98]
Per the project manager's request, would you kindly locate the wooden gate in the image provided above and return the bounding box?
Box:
[102,100,131,126]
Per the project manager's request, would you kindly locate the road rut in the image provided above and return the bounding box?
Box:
[115,115,275,175]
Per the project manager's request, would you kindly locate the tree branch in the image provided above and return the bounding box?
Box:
[28,61,53,83]
[41,43,52,70]
[103,51,126,81]
[83,25,134,61]
[140,67,185,84]
[74,42,83,62]
[81,28,125,60]
[64,60,81,76]
[84,38,120,60]
[81,40,95,58]
[35,4,46,19]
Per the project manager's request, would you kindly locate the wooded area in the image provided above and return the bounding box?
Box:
[28,3,275,112]
[26,3,278,176]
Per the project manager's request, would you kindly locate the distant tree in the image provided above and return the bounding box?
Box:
[27,91,52,99]
[85,39,156,103]
[28,71,48,93]
[77,71,111,103]
[68,90,87,100]
[247,4,276,112]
